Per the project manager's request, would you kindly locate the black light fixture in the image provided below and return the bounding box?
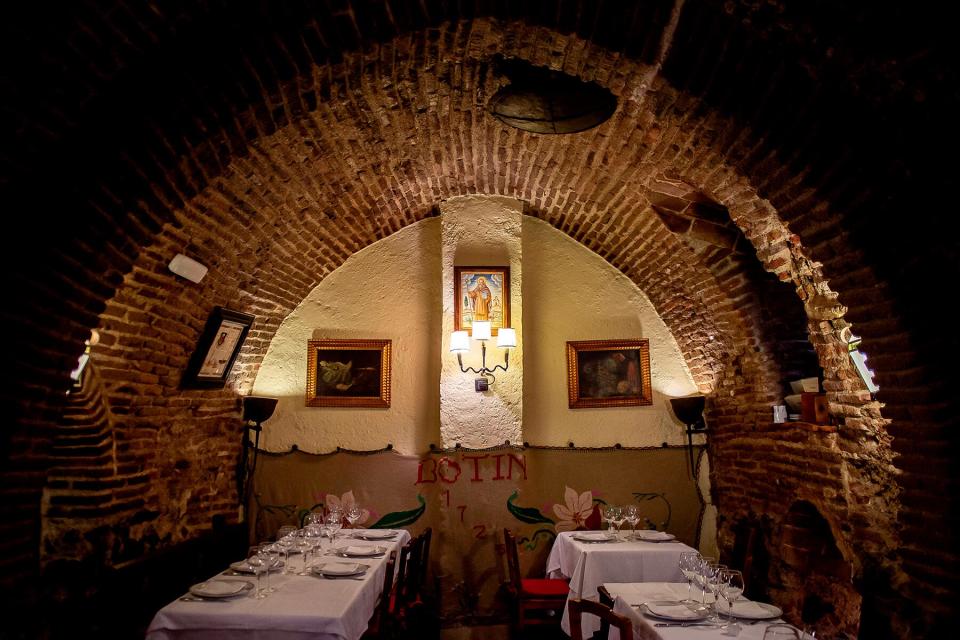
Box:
[238,396,277,505]
[669,396,706,478]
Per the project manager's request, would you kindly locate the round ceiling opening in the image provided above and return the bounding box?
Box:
[488,59,617,134]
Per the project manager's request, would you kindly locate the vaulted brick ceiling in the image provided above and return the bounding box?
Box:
[2,1,957,633]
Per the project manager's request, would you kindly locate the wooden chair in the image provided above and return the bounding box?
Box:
[375,529,435,639]
[567,598,632,640]
[361,553,395,639]
[503,528,570,633]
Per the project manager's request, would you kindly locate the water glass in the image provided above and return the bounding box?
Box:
[247,545,267,599]
[719,568,744,633]
[624,505,640,539]
[277,526,297,573]
[259,542,279,593]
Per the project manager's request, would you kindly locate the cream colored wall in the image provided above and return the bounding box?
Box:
[251,220,442,455]
[252,208,700,453]
[521,216,700,447]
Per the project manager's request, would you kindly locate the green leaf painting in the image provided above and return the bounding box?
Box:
[507,490,555,525]
[369,494,426,529]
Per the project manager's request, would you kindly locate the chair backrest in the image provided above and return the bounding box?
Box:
[376,552,396,621]
[503,528,522,592]
[597,585,615,638]
[568,598,632,640]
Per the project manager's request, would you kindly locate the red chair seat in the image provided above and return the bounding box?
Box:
[520,578,570,597]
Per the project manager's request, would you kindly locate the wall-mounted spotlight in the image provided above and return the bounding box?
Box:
[450,321,516,392]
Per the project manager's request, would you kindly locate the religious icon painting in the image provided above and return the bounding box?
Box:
[454,266,510,336]
[566,339,653,408]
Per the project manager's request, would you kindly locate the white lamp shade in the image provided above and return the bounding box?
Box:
[450,331,470,352]
[472,321,492,341]
[496,328,517,348]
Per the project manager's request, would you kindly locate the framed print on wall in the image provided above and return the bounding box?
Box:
[182,306,255,388]
[306,339,392,408]
[454,266,510,336]
[566,339,653,408]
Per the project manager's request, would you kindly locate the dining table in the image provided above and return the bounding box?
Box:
[146,529,411,640]
[603,582,798,640]
[545,530,695,637]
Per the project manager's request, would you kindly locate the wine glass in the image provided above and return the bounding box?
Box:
[706,563,729,625]
[259,542,279,594]
[695,556,716,605]
[276,526,297,573]
[603,505,621,535]
[246,545,267,599]
[303,525,323,571]
[346,504,363,529]
[678,551,701,603]
[613,507,627,540]
[294,530,313,575]
[763,624,800,639]
[325,510,342,547]
[719,569,744,634]
[623,505,640,540]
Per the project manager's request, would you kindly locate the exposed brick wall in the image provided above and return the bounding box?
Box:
[2,2,956,636]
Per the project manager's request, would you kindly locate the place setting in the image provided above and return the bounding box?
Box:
[571,531,620,543]
[328,544,388,558]
[180,579,256,602]
[351,529,399,541]
[311,562,371,581]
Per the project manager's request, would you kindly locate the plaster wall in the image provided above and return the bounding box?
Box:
[439,195,524,449]
[521,217,700,447]
[251,220,441,455]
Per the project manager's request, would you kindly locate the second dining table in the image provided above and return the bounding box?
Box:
[546,530,695,637]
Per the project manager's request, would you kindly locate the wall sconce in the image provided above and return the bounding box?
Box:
[238,396,277,506]
[669,396,706,479]
[450,321,516,392]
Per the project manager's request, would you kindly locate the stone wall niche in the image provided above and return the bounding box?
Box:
[439,195,524,449]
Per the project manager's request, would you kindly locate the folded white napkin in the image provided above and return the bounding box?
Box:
[319,562,360,575]
[634,530,673,541]
[610,596,663,640]
[191,581,245,596]
[729,600,778,618]
[646,602,703,620]
[574,531,613,541]
[343,545,372,555]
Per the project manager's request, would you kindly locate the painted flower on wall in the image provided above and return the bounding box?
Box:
[552,486,595,532]
[325,490,370,525]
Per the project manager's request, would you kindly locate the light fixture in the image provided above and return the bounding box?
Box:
[238,396,277,505]
[669,396,706,479]
[451,322,516,391]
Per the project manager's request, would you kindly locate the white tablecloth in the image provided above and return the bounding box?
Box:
[147,530,411,640]
[604,583,791,640]
[546,531,693,636]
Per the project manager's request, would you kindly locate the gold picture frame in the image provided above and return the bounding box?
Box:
[566,339,653,408]
[454,266,510,336]
[306,339,392,408]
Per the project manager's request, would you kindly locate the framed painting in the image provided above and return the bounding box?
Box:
[566,339,653,408]
[306,339,392,408]
[454,266,510,336]
[182,307,255,388]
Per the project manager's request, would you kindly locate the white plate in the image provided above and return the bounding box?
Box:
[229,559,285,573]
[633,530,676,542]
[640,601,709,621]
[312,562,365,576]
[726,600,783,620]
[189,580,254,598]
[335,545,387,557]
[354,530,397,540]
[572,532,617,543]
